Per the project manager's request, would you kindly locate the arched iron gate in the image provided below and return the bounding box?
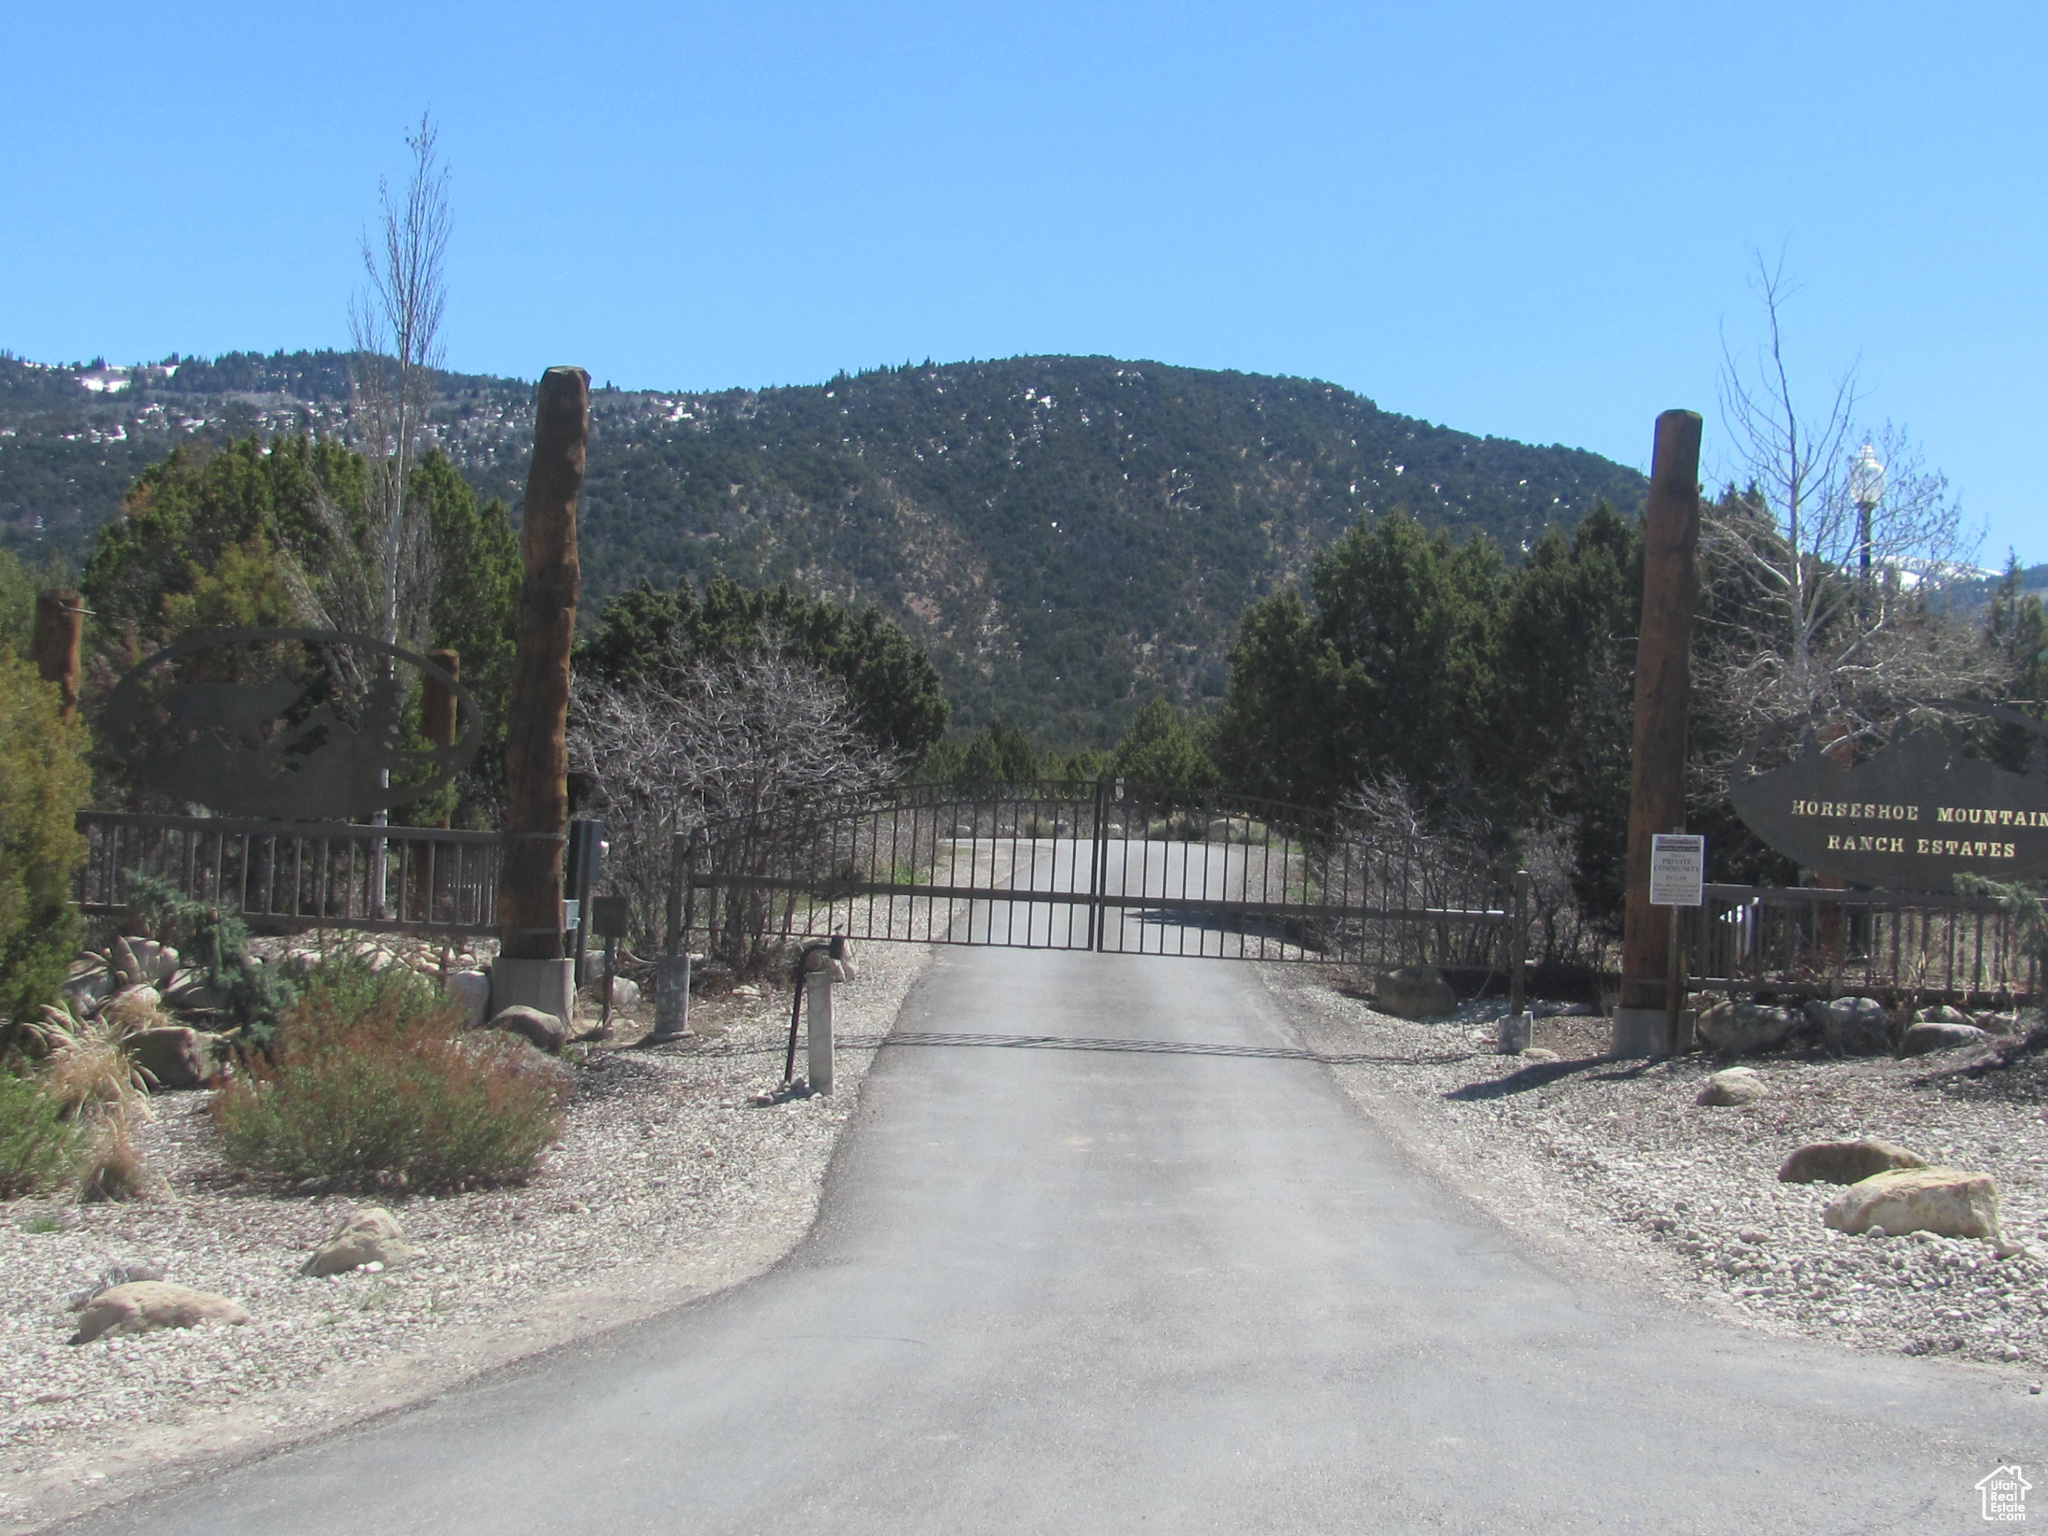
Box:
[668,779,1526,998]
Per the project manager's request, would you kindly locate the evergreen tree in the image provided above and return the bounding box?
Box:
[1112,697,1218,799]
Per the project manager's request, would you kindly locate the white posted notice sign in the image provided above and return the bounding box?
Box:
[1649,833,1706,907]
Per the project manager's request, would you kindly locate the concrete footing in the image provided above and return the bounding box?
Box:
[490,957,575,1024]
[1610,1005,1697,1058]
[648,955,693,1041]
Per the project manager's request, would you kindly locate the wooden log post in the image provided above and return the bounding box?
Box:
[1613,410,1703,1057]
[493,368,588,1020]
[410,648,460,923]
[31,590,85,721]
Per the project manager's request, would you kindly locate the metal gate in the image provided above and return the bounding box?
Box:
[671,780,1526,992]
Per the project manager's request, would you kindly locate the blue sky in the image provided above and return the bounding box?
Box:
[6,2,2043,560]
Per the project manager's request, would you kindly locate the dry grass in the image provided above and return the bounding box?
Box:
[23,1004,160,1201]
[77,1122,158,1203]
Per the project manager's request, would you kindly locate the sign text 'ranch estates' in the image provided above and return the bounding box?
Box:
[1729,728,2048,890]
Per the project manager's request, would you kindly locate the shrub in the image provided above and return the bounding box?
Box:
[211,960,568,1190]
[0,651,91,1033]
[123,873,298,1051]
[0,1072,83,1198]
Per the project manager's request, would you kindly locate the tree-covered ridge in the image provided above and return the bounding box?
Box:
[0,349,1647,741]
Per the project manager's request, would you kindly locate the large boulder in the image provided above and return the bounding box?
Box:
[1376,965,1456,1020]
[1900,1021,1992,1057]
[161,969,228,1011]
[1695,1067,1767,1106]
[109,936,180,989]
[301,1206,415,1277]
[1801,997,1892,1055]
[69,1282,249,1345]
[1777,1139,1928,1184]
[1914,1003,1973,1026]
[61,959,117,1010]
[1696,1001,1801,1055]
[486,1005,569,1054]
[123,1026,219,1090]
[1824,1167,2002,1240]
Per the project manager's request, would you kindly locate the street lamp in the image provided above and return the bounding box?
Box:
[1849,440,1885,586]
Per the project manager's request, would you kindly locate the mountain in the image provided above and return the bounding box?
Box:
[0,349,1646,743]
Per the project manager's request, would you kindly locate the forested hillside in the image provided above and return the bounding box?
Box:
[0,349,1645,741]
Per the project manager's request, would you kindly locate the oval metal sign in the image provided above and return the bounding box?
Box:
[1728,718,2048,891]
[100,628,483,822]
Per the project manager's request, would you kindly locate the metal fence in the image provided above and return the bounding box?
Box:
[673,779,1527,994]
[75,811,503,937]
[1690,883,2041,1006]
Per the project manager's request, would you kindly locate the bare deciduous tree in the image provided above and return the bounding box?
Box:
[347,111,450,653]
[569,645,900,952]
[1706,255,2003,751]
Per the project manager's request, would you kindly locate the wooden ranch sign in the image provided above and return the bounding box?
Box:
[1729,726,2048,891]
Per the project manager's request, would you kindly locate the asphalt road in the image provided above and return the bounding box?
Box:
[70,892,2042,1533]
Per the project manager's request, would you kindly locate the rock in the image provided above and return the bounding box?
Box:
[1517,1047,1560,1062]
[799,944,858,983]
[1900,1021,1992,1057]
[109,936,179,989]
[486,1005,569,1054]
[301,1206,415,1276]
[61,959,117,1009]
[1696,1001,1801,1055]
[602,975,641,1009]
[1915,1003,1973,1025]
[1375,965,1456,1019]
[1801,996,1892,1055]
[1695,1067,1768,1106]
[477,1035,577,1092]
[1777,1139,1928,1184]
[160,969,228,1011]
[1824,1167,2002,1240]
[446,969,491,1029]
[123,1026,218,1090]
[69,1282,249,1345]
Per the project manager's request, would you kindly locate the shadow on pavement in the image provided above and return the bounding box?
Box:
[872,1029,1471,1066]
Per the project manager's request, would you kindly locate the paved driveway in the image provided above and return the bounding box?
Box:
[70,944,2039,1534]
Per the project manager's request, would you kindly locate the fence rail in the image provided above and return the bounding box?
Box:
[75,811,503,936]
[1691,883,2040,1006]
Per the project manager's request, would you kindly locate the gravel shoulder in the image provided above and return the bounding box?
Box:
[1263,964,2048,1383]
[0,942,934,1533]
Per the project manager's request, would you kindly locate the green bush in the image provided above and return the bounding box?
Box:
[0,651,90,1031]
[0,1072,83,1198]
[123,872,298,1050]
[211,960,567,1191]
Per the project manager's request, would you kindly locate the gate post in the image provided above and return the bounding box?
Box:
[1614,410,1702,1057]
[650,827,693,1043]
[1498,869,1532,1052]
[494,366,588,1026]
[1087,778,1109,951]
[31,590,84,721]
